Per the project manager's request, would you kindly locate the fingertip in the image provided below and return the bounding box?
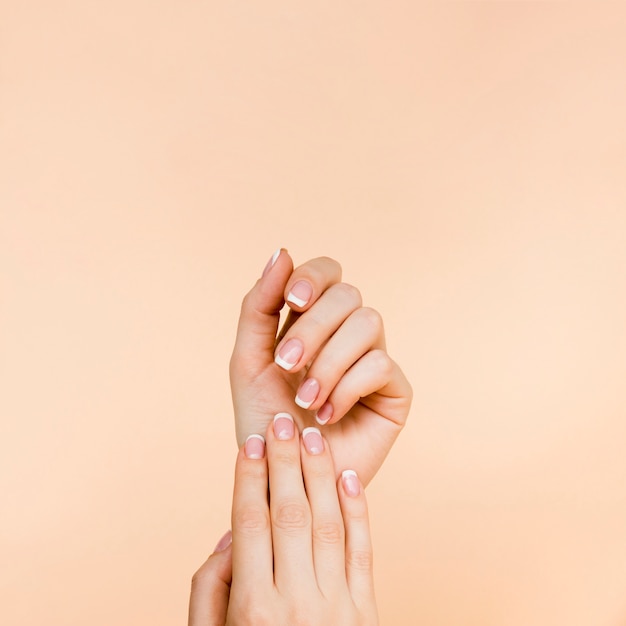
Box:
[315,402,333,426]
[341,469,362,498]
[283,256,343,312]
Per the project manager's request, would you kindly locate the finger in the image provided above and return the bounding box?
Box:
[231,435,273,593]
[300,427,348,598]
[231,248,294,367]
[292,307,386,414]
[315,351,411,428]
[274,282,362,373]
[337,469,376,611]
[188,535,232,626]
[266,413,315,591]
[283,256,343,312]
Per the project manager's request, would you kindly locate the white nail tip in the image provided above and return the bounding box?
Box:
[342,469,358,480]
[274,355,296,370]
[286,292,308,307]
[273,412,294,423]
[315,413,330,425]
[302,427,321,438]
[270,248,281,267]
[246,434,265,444]
[295,395,313,409]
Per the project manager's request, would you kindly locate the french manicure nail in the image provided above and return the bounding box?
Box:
[286,280,313,308]
[302,427,324,454]
[262,248,281,277]
[342,470,360,497]
[273,412,295,440]
[295,378,320,409]
[244,434,265,459]
[213,529,232,553]
[275,338,304,371]
[315,402,333,425]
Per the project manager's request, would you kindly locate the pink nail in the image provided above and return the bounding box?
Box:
[213,529,232,553]
[244,434,265,459]
[302,427,324,455]
[275,338,304,371]
[342,470,360,497]
[286,280,313,308]
[273,412,295,440]
[295,378,320,409]
[315,402,333,425]
[262,249,281,277]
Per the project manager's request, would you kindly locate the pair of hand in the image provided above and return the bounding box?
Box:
[189,250,412,624]
[189,416,378,625]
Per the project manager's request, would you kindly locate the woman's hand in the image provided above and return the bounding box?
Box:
[188,413,379,625]
[230,250,413,486]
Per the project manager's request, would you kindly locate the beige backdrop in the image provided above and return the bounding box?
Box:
[1,2,625,625]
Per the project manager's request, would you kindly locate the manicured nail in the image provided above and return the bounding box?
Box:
[273,412,295,440]
[302,427,324,454]
[286,280,313,308]
[262,248,281,277]
[295,378,320,409]
[342,470,361,497]
[244,434,265,459]
[213,529,232,553]
[275,338,304,371]
[315,402,333,425]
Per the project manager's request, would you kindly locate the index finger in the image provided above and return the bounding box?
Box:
[283,256,343,312]
[275,256,343,344]
[230,436,273,592]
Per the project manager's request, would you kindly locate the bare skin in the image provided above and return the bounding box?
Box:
[230,250,413,486]
[189,416,378,626]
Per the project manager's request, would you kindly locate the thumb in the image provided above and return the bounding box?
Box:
[188,531,233,626]
[231,249,293,365]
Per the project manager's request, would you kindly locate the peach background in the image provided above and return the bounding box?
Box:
[1,2,625,625]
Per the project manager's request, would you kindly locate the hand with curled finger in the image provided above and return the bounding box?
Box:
[188,414,378,626]
[230,250,413,486]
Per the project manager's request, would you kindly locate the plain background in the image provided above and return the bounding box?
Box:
[1,2,625,625]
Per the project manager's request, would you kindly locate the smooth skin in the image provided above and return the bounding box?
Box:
[188,414,378,626]
[230,250,413,486]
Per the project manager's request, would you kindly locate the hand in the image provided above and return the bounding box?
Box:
[230,250,412,485]
[231,415,377,625]
[188,531,233,626]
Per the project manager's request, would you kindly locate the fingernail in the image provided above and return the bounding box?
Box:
[286,280,313,308]
[213,529,232,553]
[244,434,265,459]
[262,248,281,277]
[315,402,333,425]
[342,470,361,497]
[302,427,324,454]
[273,412,295,440]
[295,378,320,409]
[275,338,304,371]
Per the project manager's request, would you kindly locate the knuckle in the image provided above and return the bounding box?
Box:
[359,306,384,333]
[369,348,393,377]
[233,505,269,536]
[346,548,374,572]
[271,449,299,468]
[240,289,255,314]
[286,605,317,626]
[190,560,211,589]
[313,520,345,545]
[317,255,343,277]
[229,603,272,626]
[335,282,362,306]
[272,499,310,531]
